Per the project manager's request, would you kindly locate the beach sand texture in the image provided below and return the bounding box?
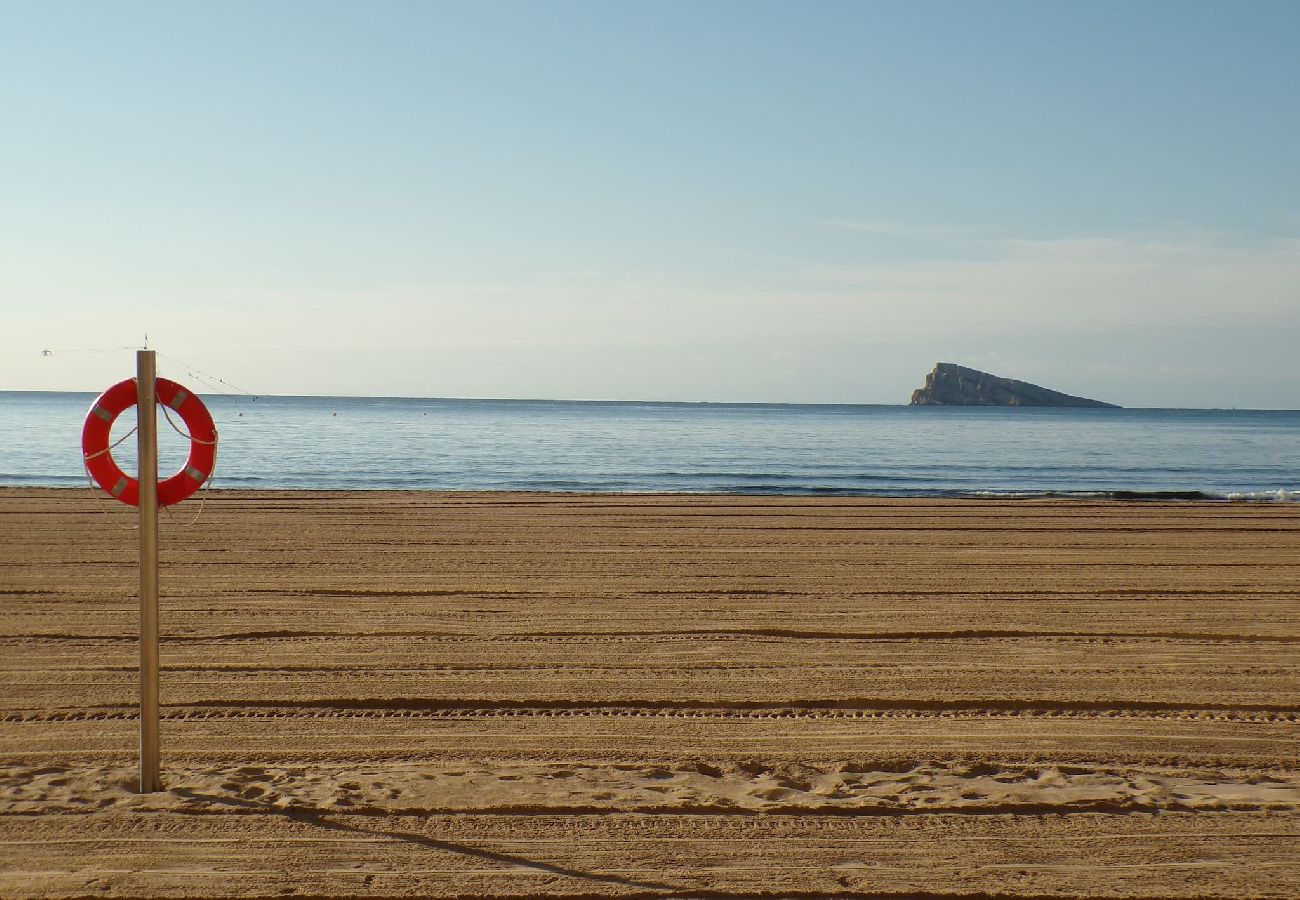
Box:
[1,488,1297,897]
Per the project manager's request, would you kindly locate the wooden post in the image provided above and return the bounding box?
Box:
[136,350,162,792]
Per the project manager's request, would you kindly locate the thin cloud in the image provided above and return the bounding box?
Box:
[812,218,1003,244]
[803,227,1300,328]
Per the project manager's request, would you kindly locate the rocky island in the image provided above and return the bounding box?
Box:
[910,362,1120,408]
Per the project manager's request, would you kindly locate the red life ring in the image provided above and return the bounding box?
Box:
[81,377,218,507]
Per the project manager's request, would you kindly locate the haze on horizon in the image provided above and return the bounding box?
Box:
[2,1,1297,409]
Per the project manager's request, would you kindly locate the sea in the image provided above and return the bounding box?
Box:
[3,391,1298,501]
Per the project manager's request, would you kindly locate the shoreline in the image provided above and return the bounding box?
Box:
[4,483,1297,502]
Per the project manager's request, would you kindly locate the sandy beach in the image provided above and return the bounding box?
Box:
[1,487,1297,897]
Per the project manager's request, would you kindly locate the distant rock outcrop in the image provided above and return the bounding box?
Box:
[910,363,1119,408]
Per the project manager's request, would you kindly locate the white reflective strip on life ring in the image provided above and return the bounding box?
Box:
[110,477,129,497]
[185,465,206,481]
[168,389,189,410]
[92,405,114,422]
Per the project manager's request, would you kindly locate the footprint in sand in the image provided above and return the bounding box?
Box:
[751,786,798,802]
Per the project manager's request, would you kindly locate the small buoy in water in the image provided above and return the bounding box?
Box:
[332,412,337,416]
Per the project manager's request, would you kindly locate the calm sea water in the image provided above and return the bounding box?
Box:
[3,391,1298,500]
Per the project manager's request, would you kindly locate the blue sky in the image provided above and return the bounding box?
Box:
[2,0,1297,406]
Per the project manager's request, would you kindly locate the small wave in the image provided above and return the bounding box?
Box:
[963,489,1218,501]
[1096,490,1216,501]
[0,474,88,487]
[1212,488,1300,502]
[967,489,1300,502]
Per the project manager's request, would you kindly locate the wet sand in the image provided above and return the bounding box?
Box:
[2,488,1297,897]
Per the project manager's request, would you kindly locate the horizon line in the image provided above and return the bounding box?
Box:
[2,388,1295,412]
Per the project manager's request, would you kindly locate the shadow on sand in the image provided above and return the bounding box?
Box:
[170,787,678,892]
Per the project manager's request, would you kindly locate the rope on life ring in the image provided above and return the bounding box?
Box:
[81,377,219,507]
